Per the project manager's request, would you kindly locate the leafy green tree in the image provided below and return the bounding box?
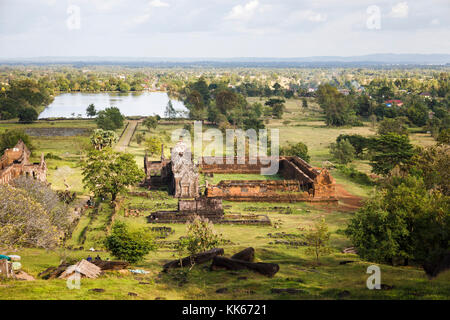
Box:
[405,97,429,127]
[408,144,449,196]
[164,100,177,119]
[377,118,409,136]
[346,176,450,269]
[105,222,156,263]
[316,84,357,126]
[265,98,285,119]
[19,107,38,123]
[90,129,118,150]
[145,136,162,156]
[302,98,308,109]
[304,218,332,264]
[143,116,158,132]
[81,148,144,201]
[0,129,33,154]
[118,82,131,92]
[330,139,356,164]
[354,95,373,117]
[272,82,282,96]
[437,128,450,145]
[95,107,124,130]
[135,132,145,145]
[280,142,310,162]
[86,104,97,117]
[177,215,223,257]
[336,134,371,158]
[185,90,206,119]
[369,133,414,176]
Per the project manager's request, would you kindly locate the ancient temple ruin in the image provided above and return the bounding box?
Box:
[144,142,336,202]
[0,140,47,185]
[144,141,199,198]
[170,141,199,198]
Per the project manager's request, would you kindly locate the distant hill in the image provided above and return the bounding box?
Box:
[1,54,449,67]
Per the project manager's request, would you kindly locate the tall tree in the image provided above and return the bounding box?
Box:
[82,148,144,201]
[95,107,124,130]
[86,103,97,118]
[370,133,414,176]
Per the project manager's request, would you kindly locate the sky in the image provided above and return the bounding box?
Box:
[0,0,449,58]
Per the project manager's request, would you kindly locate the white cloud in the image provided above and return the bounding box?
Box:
[285,10,327,24]
[149,0,170,8]
[130,0,169,26]
[133,13,151,25]
[225,0,259,21]
[303,10,327,22]
[390,2,409,18]
[430,18,440,25]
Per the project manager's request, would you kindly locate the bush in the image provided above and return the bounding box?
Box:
[18,107,38,123]
[280,142,310,162]
[304,218,331,264]
[176,215,223,258]
[145,136,163,156]
[104,222,156,263]
[377,118,409,136]
[336,134,371,157]
[329,139,355,164]
[135,132,145,145]
[95,107,124,130]
[336,165,374,186]
[0,129,33,154]
[345,176,450,268]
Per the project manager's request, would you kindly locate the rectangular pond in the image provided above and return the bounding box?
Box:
[38,92,186,119]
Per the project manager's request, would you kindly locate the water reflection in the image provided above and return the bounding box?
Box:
[38,91,186,118]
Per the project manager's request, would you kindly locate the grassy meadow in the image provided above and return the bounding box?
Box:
[0,98,449,300]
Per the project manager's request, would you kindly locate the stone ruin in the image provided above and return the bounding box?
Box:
[0,140,47,185]
[143,141,198,198]
[143,140,336,224]
[148,197,271,225]
[144,142,336,203]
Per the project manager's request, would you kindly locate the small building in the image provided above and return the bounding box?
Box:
[384,99,404,107]
[420,92,432,99]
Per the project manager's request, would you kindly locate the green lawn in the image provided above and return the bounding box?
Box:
[1,111,448,300]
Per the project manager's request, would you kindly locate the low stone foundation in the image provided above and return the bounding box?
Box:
[147,197,271,225]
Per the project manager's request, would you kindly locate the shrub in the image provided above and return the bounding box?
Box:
[280,142,310,162]
[345,176,450,269]
[0,129,33,154]
[304,218,331,264]
[18,107,38,123]
[329,139,355,164]
[336,134,371,157]
[95,107,124,130]
[377,118,409,136]
[177,215,223,258]
[104,222,156,263]
[145,136,163,156]
[336,165,374,186]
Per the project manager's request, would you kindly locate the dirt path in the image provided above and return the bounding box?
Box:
[115,120,138,152]
[334,184,364,212]
[311,184,364,213]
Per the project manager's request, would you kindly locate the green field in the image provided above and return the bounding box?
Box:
[1,100,449,300]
